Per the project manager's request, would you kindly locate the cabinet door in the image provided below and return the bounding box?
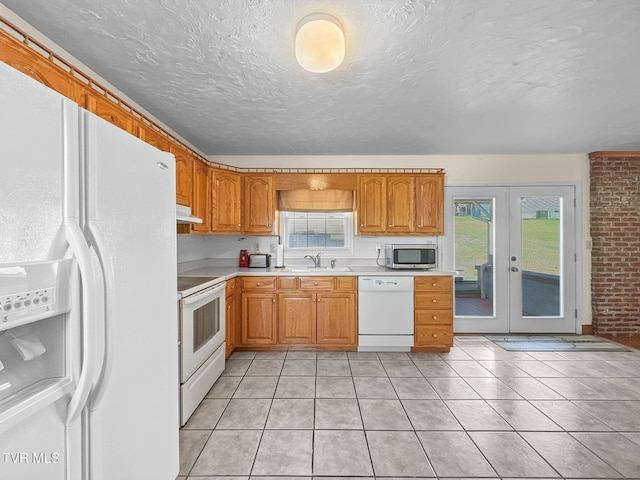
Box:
[415,174,444,235]
[225,291,236,358]
[191,160,212,232]
[388,176,415,233]
[243,175,274,234]
[212,170,242,233]
[357,176,387,234]
[172,145,194,208]
[84,92,135,134]
[241,293,277,345]
[278,293,316,344]
[316,293,356,347]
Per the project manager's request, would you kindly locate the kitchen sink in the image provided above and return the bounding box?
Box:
[283,266,352,273]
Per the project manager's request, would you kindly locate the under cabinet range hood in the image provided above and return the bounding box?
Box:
[176,204,203,224]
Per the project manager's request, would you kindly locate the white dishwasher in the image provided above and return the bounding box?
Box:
[358,276,414,351]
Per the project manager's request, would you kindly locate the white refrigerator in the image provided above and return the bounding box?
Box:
[0,62,179,479]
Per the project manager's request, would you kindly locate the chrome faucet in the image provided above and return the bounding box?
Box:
[304,252,322,268]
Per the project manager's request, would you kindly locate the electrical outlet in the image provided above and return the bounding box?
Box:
[254,242,260,253]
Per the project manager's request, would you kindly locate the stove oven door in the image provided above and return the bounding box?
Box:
[180,281,226,382]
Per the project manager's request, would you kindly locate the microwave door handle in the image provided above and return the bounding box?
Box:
[182,282,225,306]
[85,221,112,410]
[65,218,99,427]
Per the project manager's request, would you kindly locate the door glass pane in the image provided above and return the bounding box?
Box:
[454,199,495,317]
[520,196,561,317]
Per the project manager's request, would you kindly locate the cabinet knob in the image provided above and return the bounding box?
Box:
[432,283,437,287]
[268,224,272,227]
[257,282,261,286]
[388,224,392,227]
[432,315,437,320]
[360,224,364,227]
[432,333,438,337]
[237,224,241,227]
[272,299,276,303]
[432,299,437,303]
[314,281,318,285]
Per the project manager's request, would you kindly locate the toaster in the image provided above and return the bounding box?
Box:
[249,253,271,268]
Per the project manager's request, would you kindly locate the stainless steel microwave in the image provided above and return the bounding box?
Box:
[385,244,437,269]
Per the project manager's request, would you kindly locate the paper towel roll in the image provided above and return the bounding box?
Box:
[275,244,285,267]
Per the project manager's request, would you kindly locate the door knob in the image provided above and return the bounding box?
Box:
[511,267,519,272]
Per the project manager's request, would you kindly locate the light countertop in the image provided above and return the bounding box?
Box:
[179,265,455,281]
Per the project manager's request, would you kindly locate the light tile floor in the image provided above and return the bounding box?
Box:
[178,335,640,479]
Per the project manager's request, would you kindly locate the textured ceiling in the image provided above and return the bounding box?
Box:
[3,0,640,155]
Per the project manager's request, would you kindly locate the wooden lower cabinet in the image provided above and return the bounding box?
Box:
[316,293,357,346]
[239,276,357,349]
[241,292,278,345]
[412,276,454,352]
[278,293,315,344]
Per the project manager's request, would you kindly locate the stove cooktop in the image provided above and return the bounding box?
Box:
[177,276,224,296]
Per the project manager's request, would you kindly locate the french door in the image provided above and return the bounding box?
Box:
[443,186,577,333]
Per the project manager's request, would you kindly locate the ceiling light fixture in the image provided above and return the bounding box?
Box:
[295,14,345,73]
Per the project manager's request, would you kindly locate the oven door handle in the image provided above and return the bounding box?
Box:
[182,282,226,306]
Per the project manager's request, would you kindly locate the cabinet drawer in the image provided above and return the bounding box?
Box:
[415,276,452,292]
[335,276,356,291]
[241,277,276,290]
[277,276,298,290]
[415,309,452,325]
[299,276,334,291]
[415,292,453,309]
[225,278,237,296]
[415,325,453,347]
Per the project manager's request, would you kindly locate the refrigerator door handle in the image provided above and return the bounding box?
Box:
[65,218,98,427]
[86,221,112,409]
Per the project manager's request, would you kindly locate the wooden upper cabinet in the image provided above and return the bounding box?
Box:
[84,92,135,134]
[415,174,444,235]
[357,173,444,236]
[243,175,274,234]
[212,170,242,233]
[171,145,194,208]
[388,176,415,234]
[357,176,387,234]
[0,31,78,101]
[136,122,171,152]
[191,160,212,233]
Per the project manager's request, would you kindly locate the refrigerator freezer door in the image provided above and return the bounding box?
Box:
[0,62,80,480]
[83,112,179,480]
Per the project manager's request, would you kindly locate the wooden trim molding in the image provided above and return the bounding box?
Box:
[589,151,640,159]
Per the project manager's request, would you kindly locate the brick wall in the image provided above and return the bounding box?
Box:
[590,152,640,336]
